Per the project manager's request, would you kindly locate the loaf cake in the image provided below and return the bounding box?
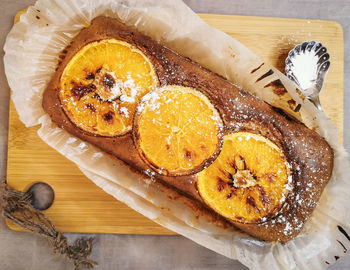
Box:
[42,16,334,242]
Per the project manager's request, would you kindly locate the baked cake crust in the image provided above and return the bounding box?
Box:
[42,16,334,242]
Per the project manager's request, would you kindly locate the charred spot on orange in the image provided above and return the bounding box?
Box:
[217,179,226,192]
[133,85,223,176]
[103,73,115,88]
[85,103,96,112]
[184,149,193,160]
[71,83,96,100]
[103,111,114,124]
[85,72,95,80]
[197,132,291,223]
[59,39,159,137]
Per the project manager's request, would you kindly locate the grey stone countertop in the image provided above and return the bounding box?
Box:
[0,0,349,269]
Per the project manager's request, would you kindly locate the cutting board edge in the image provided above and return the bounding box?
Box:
[199,12,345,32]
[6,218,177,235]
[6,12,344,235]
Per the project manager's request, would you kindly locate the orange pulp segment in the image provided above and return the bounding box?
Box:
[134,85,223,176]
[197,132,291,223]
[59,39,159,136]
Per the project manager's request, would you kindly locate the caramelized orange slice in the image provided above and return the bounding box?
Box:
[133,85,223,176]
[59,39,158,136]
[197,132,291,223]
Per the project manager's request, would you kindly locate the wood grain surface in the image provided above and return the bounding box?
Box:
[7,13,344,234]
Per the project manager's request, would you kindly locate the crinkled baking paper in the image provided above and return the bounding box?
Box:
[4,0,350,269]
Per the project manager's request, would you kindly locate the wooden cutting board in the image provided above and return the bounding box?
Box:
[7,13,344,234]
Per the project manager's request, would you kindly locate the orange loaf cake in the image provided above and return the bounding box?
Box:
[42,16,334,242]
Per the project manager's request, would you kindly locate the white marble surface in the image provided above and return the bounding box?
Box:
[0,0,349,269]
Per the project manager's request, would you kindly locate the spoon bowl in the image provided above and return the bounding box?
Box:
[285,41,330,110]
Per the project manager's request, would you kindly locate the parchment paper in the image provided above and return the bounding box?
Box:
[3,0,350,269]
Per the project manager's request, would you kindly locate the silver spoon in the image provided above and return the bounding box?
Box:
[285,41,330,111]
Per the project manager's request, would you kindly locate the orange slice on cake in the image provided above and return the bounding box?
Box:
[59,39,159,136]
[197,132,291,223]
[133,85,223,176]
